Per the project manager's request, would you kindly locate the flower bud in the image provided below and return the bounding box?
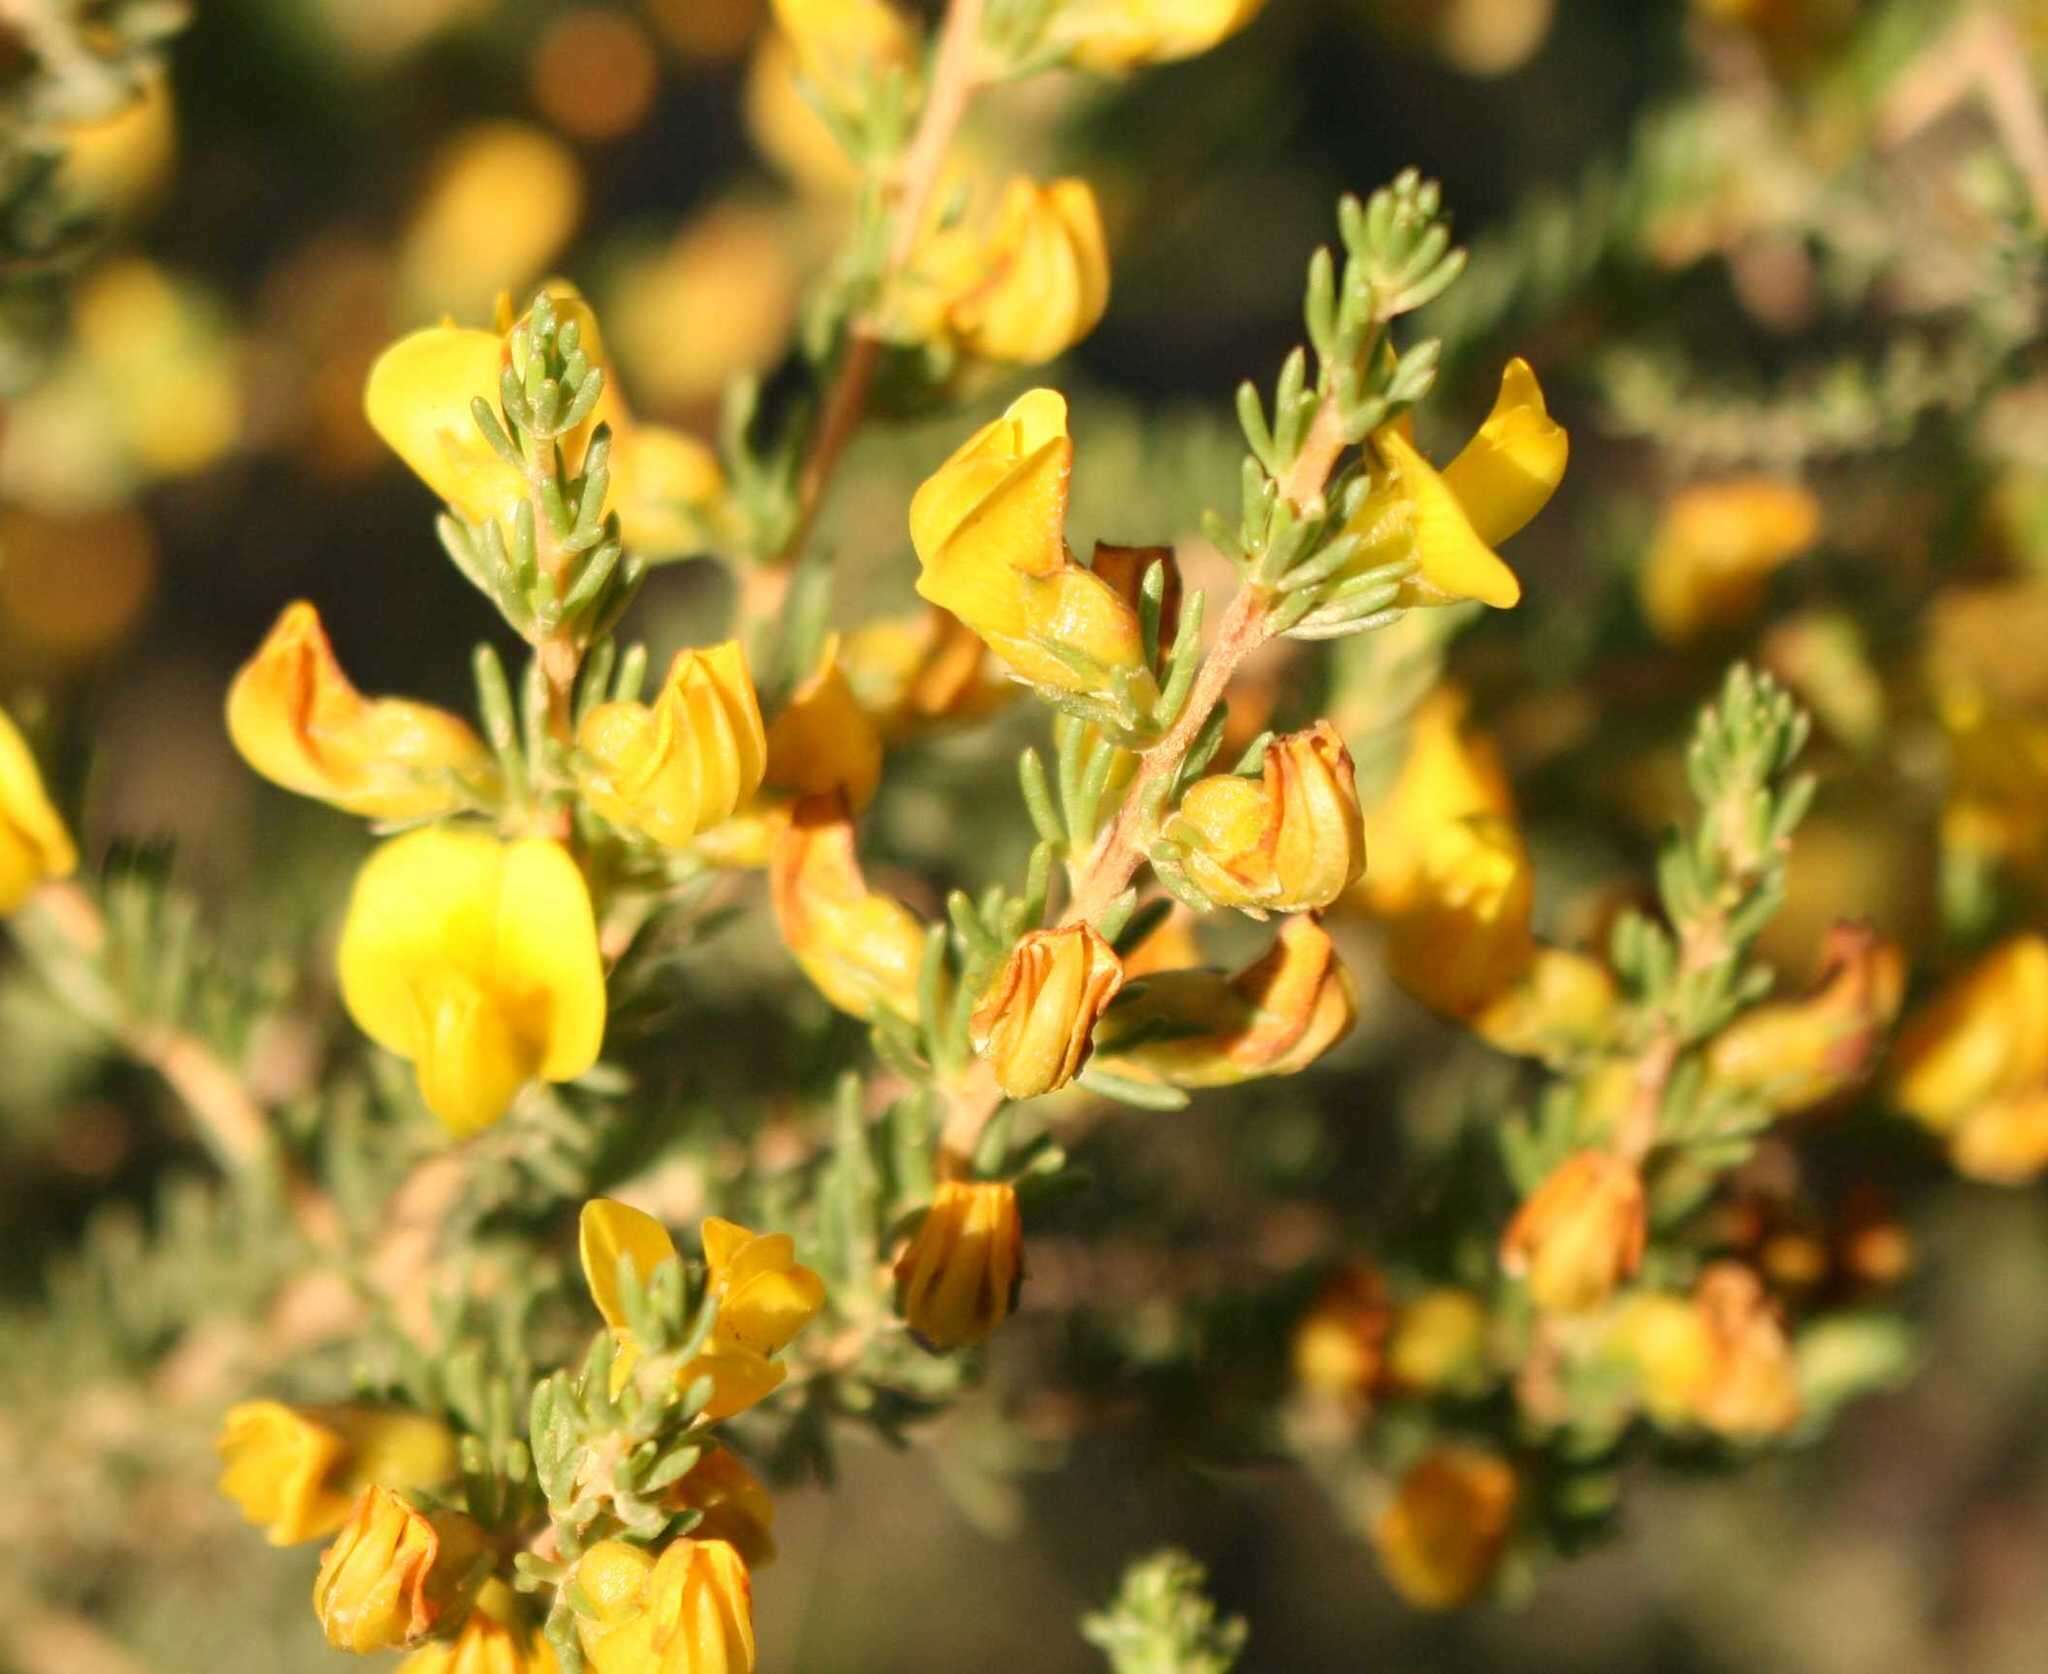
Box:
[1356,685,1515,916]
[1050,0,1268,71]
[1706,923,1906,1114]
[1640,477,1820,644]
[1092,915,1357,1088]
[226,602,497,821]
[217,1401,458,1547]
[338,828,605,1134]
[893,1180,1024,1350]
[397,1579,557,1674]
[1500,1151,1646,1313]
[1290,1264,1391,1403]
[1386,813,1537,1018]
[1384,1288,1490,1396]
[313,1487,487,1653]
[916,177,1110,365]
[763,635,883,811]
[970,924,1126,1099]
[1371,1447,1518,1610]
[670,1448,778,1569]
[0,705,77,915]
[769,793,928,1022]
[1343,358,1566,611]
[1167,722,1366,916]
[1689,1262,1802,1439]
[908,390,1150,697]
[575,1537,756,1674]
[839,607,1013,739]
[578,642,768,847]
[1891,934,2048,1133]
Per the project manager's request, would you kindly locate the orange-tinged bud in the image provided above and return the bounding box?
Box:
[1706,923,1906,1114]
[1386,813,1537,1017]
[216,1402,458,1547]
[1385,1288,1490,1395]
[1357,685,1515,916]
[1168,723,1366,916]
[1371,1447,1518,1609]
[397,1579,559,1674]
[1290,1264,1391,1402]
[916,177,1110,365]
[670,1448,778,1569]
[1690,1262,1803,1438]
[313,1487,486,1652]
[970,924,1126,1099]
[226,602,497,820]
[1500,1151,1646,1313]
[768,793,928,1022]
[763,636,884,810]
[0,705,76,915]
[1051,0,1268,71]
[1640,477,1820,644]
[1890,934,2048,1132]
[575,1537,756,1674]
[578,642,767,847]
[894,1180,1024,1350]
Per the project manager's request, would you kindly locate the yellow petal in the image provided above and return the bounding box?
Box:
[719,1267,827,1356]
[909,389,1071,587]
[580,1199,680,1330]
[0,706,77,913]
[496,838,607,1079]
[413,972,542,1135]
[611,424,725,557]
[1378,427,1522,609]
[338,827,504,1058]
[364,327,524,530]
[1438,357,1567,549]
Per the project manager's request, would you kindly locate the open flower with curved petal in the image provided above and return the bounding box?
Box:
[217,1401,458,1547]
[0,705,76,914]
[909,177,1110,365]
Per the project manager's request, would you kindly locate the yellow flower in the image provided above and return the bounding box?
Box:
[1385,813,1537,1018]
[768,792,928,1022]
[1948,1090,2048,1185]
[908,390,1150,697]
[763,635,884,810]
[1344,358,1566,610]
[1356,685,1516,915]
[1689,1262,1803,1439]
[338,828,606,1135]
[578,642,767,846]
[744,33,864,195]
[1890,934,2048,1133]
[1499,1151,1646,1313]
[226,602,497,820]
[1371,1447,1518,1610]
[970,924,1126,1099]
[669,1448,778,1569]
[1290,1264,1391,1403]
[0,705,77,915]
[1166,722,1366,916]
[579,1200,825,1421]
[574,1537,755,1674]
[1706,923,1906,1115]
[313,1486,487,1653]
[771,0,918,115]
[216,1401,458,1547]
[1640,477,1820,644]
[1384,1289,1490,1396]
[839,606,1013,740]
[1050,0,1268,71]
[893,1180,1024,1350]
[911,177,1111,365]
[397,122,584,319]
[398,1580,559,1674]
[1092,915,1357,1087]
[1613,1293,1714,1428]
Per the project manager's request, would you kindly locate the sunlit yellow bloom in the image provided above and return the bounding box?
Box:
[1706,923,1905,1115]
[0,706,77,915]
[771,0,918,113]
[313,1487,486,1653]
[575,1538,755,1674]
[398,123,583,319]
[1689,1262,1802,1438]
[1500,1151,1645,1313]
[579,1200,825,1421]
[1640,477,1820,644]
[839,606,1013,739]
[768,793,928,1022]
[1050,0,1268,71]
[216,1401,458,1547]
[670,1448,778,1569]
[338,828,606,1134]
[911,177,1111,365]
[1386,813,1536,1018]
[1385,1288,1490,1395]
[1471,946,1620,1061]
[1344,358,1566,610]
[908,390,1151,696]
[1371,1447,1518,1610]
[226,602,496,820]
[763,636,883,810]
[893,1180,1024,1350]
[398,1580,559,1674]
[1092,915,1357,1087]
[578,642,767,846]
[1290,1264,1391,1403]
[1356,685,1515,916]
[1890,934,2048,1133]
[970,925,1126,1099]
[1167,722,1366,916]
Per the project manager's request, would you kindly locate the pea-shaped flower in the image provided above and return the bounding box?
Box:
[914,177,1110,366]
[313,1486,486,1652]
[1499,1150,1646,1314]
[338,828,606,1135]
[1384,813,1537,1019]
[226,602,497,821]
[0,704,76,914]
[1343,357,1567,610]
[1371,1447,1518,1610]
[574,1537,755,1674]
[893,1180,1024,1350]
[768,793,927,1022]
[908,390,1150,697]
[578,641,767,847]
[970,924,1126,1099]
[216,1401,458,1546]
[1165,722,1366,916]
[1890,933,2048,1133]
[1050,0,1268,72]
[1357,685,1515,916]
[1706,923,1905,1115]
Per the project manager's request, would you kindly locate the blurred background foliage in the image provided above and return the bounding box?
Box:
[5,0,2048,1670]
